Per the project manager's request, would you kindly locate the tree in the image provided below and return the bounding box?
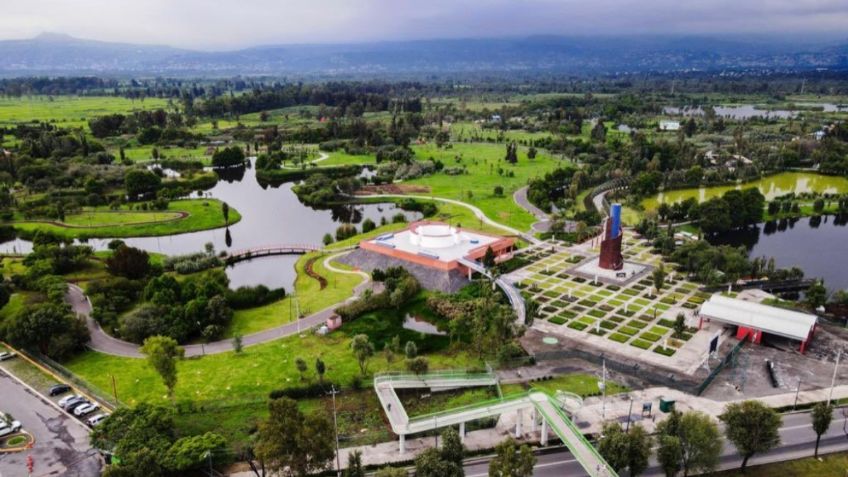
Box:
[90,403,177,475]
[0,303,89,360]
[673,313,686,338]
[698,198,732,234]
[233,333,243,354]
[344,450,365,477]
[657,411,722,477]
[315,357,326,383]
[404,341,417,359]
[124,169,162,197]
[652,264,666,295]
[415,448,463,477]
[488,437,535,477]
[140,336,185,399]
[482,246,496,268]
[296,357,308,380]
[255,397,335,477]
[806,280,827,309]
[493,185,504,197]
[598,422,651,476]
[504,142,518,164]
[362,218,376,233]
[322,233,334,246]
[350,334,375,376]
[162,432,228,472]
[812,402,833,458]
[527,146,537,159]
[406,356,429,375]
[719,401,781,472]
[657,435,683,477]
[440,427,466,467]
[211,146,246,168]
[591,120,607,143]
[222,202,230,225]
[106,245,151,279]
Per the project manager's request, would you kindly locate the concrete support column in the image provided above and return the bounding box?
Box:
[515,409,523,437]
[399,434,406,454]
[459,422,465,443]
[530,409,537,433]
[540,418,548,446]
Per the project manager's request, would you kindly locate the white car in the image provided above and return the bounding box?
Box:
[73,403,99,417]
[87,414,108,427]
[0,421,22,437]
[58,394,82,408]
[0,351,16,361]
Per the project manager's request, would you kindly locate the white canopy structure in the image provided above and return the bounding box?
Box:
[699,295,818,352]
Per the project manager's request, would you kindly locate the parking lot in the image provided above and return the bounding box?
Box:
[0,367,101,477]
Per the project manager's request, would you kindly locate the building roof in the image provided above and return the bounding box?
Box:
[699,295,817,341]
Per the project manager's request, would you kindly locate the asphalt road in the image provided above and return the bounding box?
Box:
[461,409,848,477]
[0,370,101,477]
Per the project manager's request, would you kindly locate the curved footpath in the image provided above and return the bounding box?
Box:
[358,193,541,245]
[67,251,376,358]
[513,186,552,233]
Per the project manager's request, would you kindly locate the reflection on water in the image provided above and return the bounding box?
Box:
[402,314,446,336]
[645,172,848,208]
[710,214,848,292]
[0,158,421,258]
[225,255,298,290]
[663,105,799,120]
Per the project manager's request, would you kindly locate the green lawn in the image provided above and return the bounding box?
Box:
[112,144,214,164]
[10,199,239,239]
[225,252,363,337]
[407,142,571,231]
[0,96,170,130]
[501,373,628,397]
[712,452,848,477]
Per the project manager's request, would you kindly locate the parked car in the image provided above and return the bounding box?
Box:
[48,384,71,396]
[0,351,16,361]
[86,413,108,427]
[0,421,22,437]
[58,394,82,408]
[64,398,88,412]
[73,403,99,417]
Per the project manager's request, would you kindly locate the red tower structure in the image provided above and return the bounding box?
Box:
[598,203,623,270]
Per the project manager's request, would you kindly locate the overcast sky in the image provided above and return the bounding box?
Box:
[1,0,846,50]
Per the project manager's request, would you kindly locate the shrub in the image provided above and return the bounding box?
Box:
[225,285,286,309]
[269,381,341,400]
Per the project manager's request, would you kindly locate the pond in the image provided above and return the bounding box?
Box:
[0,158,422,289]
[642,172,848,210]
[710,214,848,292]
[663,105,798,120]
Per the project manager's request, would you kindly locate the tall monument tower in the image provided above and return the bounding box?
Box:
[598,203,624,270]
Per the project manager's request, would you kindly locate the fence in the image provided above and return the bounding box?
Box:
[694,339,747,396]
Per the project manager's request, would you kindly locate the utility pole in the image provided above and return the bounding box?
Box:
[829,350,842,405]
[329,386,342,477]
[601,359,607,421]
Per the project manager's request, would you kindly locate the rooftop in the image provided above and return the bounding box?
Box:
[699,295,817,341]
[368,221,500,263]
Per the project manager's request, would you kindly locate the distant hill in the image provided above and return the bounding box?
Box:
[0,33,846,77]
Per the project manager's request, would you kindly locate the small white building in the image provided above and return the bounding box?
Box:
[659,120,681,131]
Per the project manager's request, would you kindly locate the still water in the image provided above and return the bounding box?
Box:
[1,159,420,289]
[710,215,848,292]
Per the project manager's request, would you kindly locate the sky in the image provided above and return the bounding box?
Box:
[1,0,846,50]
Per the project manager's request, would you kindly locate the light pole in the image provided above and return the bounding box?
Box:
[600,359,607,421]
[829,350,842,405]
[329,385,342,477]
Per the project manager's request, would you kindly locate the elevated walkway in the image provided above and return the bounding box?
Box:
[458,257,526,324]
[374,370,615,477]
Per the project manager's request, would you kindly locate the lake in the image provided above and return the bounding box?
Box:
[642,172,848,210]
[0,158,421,289]
[710,214,848,292]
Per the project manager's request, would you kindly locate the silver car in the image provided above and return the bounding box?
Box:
[0,421,22,437]
[74,403,99,417]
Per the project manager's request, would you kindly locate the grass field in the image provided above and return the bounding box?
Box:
[407,142,570,231]
[0,96,170,130]
[111,144,214,163]
[501,374,628,397]
[11,199,239,239]
[712,452,848,476]
[225,252,363,337]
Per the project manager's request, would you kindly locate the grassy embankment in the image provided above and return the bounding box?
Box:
[9,199,240,239]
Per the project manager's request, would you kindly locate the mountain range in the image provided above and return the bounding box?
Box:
[1,33,846,77]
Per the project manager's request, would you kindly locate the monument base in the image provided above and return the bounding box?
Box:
[569,256,649,286]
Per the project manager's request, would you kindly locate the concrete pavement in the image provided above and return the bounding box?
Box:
[0,369,101,477]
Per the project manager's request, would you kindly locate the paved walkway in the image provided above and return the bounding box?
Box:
[513,186,552,233]
[69,251,374,358]
[356,193,541,245]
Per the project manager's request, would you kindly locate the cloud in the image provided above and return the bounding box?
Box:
[0,0,845,49]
